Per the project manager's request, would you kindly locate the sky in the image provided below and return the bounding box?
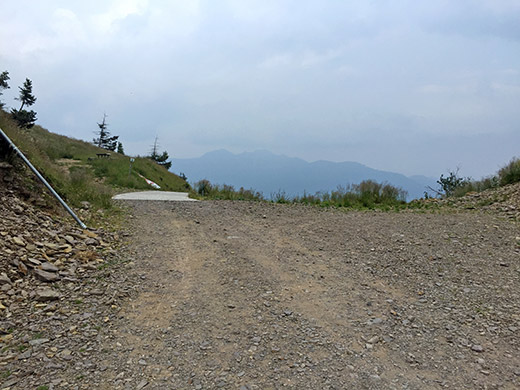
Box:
[0,0,519,179]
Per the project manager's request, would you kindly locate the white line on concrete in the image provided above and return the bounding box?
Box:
[112,191,198,201]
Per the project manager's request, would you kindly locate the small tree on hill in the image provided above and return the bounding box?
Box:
[149,136,172,170]
[93,113,119,151]
[11,78,37,128]
[0,71,10,109]
[428,168,470,198]
[117,142,124,155]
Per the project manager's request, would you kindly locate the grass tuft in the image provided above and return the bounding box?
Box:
[498,158,520,186]
[192,180,264,201]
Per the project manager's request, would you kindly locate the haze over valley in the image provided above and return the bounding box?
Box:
[172,149,437,200]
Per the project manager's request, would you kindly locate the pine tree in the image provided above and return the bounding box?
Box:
[150,136,159,159]
[11,78,37,128]
[149,136,172,170]
[0,71,10,109]
[117,142,124,155]
[11,110,37,129]
[93,113,119,151]
[16,78,36,110]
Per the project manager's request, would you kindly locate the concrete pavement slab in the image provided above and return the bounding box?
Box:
[112,191,197,201]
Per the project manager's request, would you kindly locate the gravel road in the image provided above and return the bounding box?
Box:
[88,200,519,390]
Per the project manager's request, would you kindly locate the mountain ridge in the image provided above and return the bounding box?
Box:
[172,149,437,200]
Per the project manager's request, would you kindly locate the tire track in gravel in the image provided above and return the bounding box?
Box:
[96,200,519,390]
[211,204,436,388]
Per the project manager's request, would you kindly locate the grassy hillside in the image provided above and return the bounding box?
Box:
[0,110,189,211]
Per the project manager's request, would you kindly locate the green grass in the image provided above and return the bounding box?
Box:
[0,370,11,379]
[17,344,28,352]
[90,156,189,191]
[191,180,264,201]
[193,179,408,210]
[0,110,189,213]
[288,181,408,210]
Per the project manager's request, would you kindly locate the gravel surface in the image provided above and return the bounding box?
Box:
[2,194,519,389]
[0,186,136,390]
[101,200,518,389]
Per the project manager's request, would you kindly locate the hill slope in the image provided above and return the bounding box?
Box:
[0,111,188,212]
[172,149,436,200]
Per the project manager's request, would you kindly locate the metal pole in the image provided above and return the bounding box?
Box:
[128,157,134,178]
[0,127,87,229]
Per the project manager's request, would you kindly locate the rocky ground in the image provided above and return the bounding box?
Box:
[424,182,520,221]
[0,162,138,390]
[0,164,519,389]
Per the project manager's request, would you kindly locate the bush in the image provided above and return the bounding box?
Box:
[451,175,500,197]
[272,190,290,204]
[431,158,520,199]
[195,179,213,197]
[292,181,407,209]
[429,169,471,198]
[192,179,406,210]
[193,179,264,201]
[498,158,520,186]
[351,180,407,206]
[439,171,469,197]
[298,190,322,206]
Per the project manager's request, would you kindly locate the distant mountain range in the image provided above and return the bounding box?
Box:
[171,149,437,200]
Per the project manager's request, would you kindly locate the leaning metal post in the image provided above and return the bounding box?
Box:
[0,127,87,229]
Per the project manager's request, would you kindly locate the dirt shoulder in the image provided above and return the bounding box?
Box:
[3,198,519,389]
[96,200,519,389]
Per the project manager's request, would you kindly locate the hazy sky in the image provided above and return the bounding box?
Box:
[1,0,519,178]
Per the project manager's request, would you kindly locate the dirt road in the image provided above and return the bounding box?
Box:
[96,200,519,389]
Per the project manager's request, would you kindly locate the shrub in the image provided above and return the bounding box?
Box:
[498,158,520,186]
[478,176,500,191]
[429,169,471,198]
[350,180,407,206]
[298,191,322,206]
[195,179,213,197]
[192,179,264,201]
[382,183,407,202]
[236,187,263,201]
[192,178,406,210]
[431,158,520,198]
[292,181,406,209]
[451,175,500,197]
[272,190,290,204]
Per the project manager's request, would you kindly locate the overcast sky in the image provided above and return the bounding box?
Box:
[1,0,519,178]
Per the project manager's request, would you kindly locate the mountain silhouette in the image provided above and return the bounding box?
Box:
[172,149,436,200]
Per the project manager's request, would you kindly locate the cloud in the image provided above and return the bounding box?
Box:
[259,47,344,70]
[258,53,294,69]
[0,0,519,180]
[421,0,520,41]
[52,8,85,41]
[419,84,475,94]
[90,0,148,35]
